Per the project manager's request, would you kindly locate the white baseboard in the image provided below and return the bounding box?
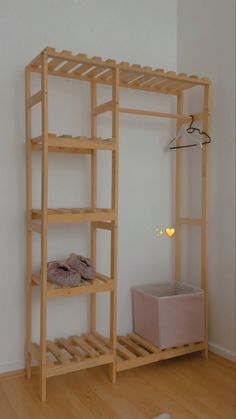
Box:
[209,342,236,362]
[0,360,24,374]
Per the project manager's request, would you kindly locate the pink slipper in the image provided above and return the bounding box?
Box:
[47,261,83,287]
[66,253,96,280]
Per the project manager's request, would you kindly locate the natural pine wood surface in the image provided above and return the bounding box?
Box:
[0,354,235,419]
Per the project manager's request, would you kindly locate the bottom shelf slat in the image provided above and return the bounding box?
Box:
[116,333,206,372]
[29,332,206,377]
[29,333,114,378]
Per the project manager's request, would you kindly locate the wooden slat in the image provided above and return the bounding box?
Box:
[52,136,115,150]
[100,68,113,80]
[175,82,195,91]
[128,333,160,354]
[48,50,71,70]
[32,273,40,285]
[116,338,206,372]
[31,143,92,155]
[131,68,165,88]
[86,59,116,78]
[149,71,177,89]
[83,334,111,354]
[43,48,210,85]
[32,208,116,223]
[120,65,142,83]
[45,279,114,298]
[94,332,111,347]
[147,71,177,88]
[46,340,70,364]
[30,66,181,95]
[56,338,83,361]
[117,352,162,371]
[127,66,152,84]
[118,65,207,86]
[29,48,210,92]
[27,90,42,108]
[130,73,155,86]
[118,336,149,356]
[30,53,42,67]
[28,343,40,364]
[162,342,206,360]
[95,272,111,283]
[116,342,137,360]
[71,336,100,357]
[72,63,93,75]
[31,135,116,151]
[47,354,113,377]
[45,48,116,69]
[28,343,53,367]
[144,76,167,88]
[58,53,87,73]
[95,100,113,115]
[93,221,113,230]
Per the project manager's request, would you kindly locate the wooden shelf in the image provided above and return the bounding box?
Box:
[29,331,205,378]
[28,47,210,95]
[32,273,114,298]
[115,333,206,372]
[31,208,115,223]
[28,333,113,378]
[31,134,116,154]
[26,47,210,401]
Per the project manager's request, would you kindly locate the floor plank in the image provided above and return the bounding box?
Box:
[0,353,235,419]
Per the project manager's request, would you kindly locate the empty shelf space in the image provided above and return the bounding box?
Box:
[28,333,114,378]
[116,333,206,372]
[32,273,114,297]
[31,208,116,223]
[30,134,116,153]
[28,47,210,95]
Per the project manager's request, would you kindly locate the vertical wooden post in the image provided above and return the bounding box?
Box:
[25,66,32,379]
[40,51,49,402]
[109,67,119,383]
[175,93,184,281]
[90,80,97,333]
[201,83,211,358]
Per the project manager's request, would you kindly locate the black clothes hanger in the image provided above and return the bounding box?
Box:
[166,115,211,151]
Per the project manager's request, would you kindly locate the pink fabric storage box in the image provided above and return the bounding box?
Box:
[132,282,205,349]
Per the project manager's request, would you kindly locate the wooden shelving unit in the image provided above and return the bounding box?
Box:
[25,47,211,401]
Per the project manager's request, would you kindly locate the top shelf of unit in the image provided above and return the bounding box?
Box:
[27,47,210,96]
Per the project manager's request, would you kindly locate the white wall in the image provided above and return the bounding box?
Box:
[1,0,235,374]
[177,0,236,361]
[0,0,177,372]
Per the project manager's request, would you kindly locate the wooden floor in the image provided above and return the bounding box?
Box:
[0,353,235,419]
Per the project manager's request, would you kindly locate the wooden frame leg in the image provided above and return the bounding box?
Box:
[90,80,97,334]
[109,67,119,383]
[25,67,32,379]
[40,51,49,402]
[201,84,211,359]
[175,93,183,282]
[90,221,97,333]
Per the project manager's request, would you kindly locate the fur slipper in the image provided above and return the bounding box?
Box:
[47,261,83,287]
[66,253,96,280]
